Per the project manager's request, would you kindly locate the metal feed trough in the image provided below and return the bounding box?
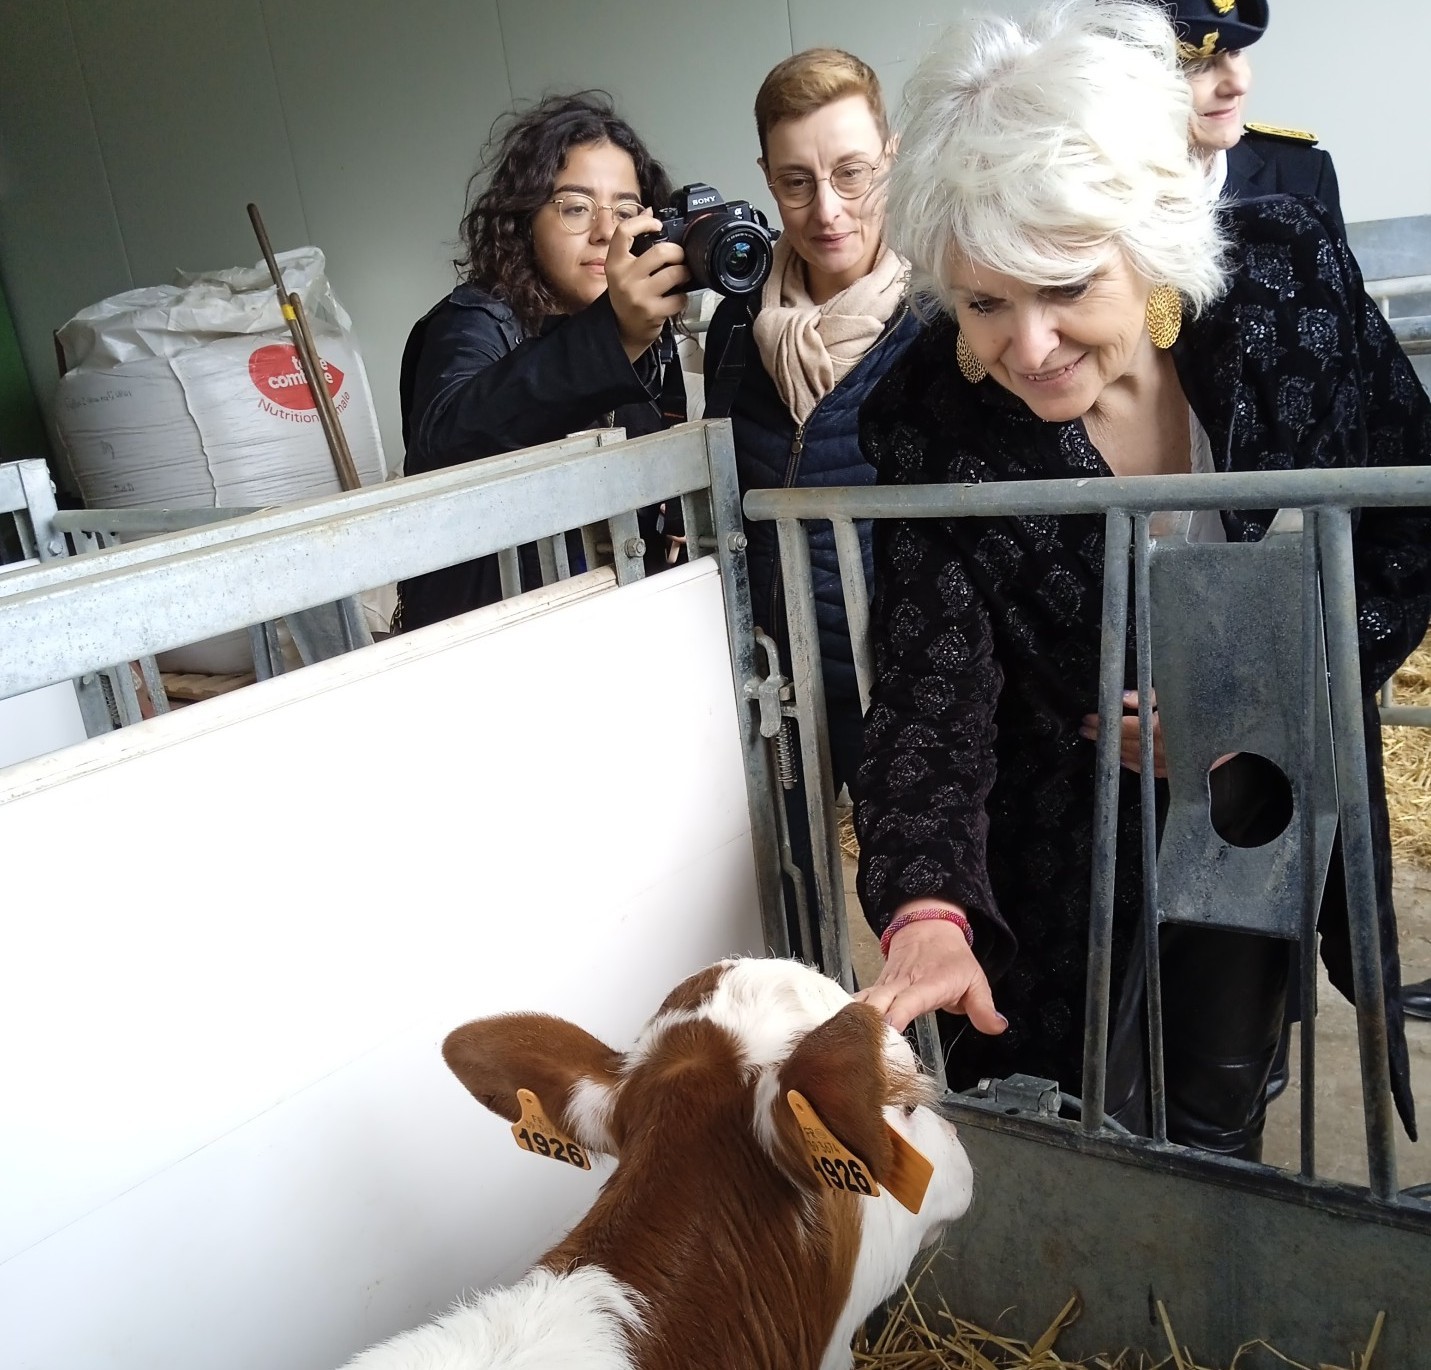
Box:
[3,421,1430,1365]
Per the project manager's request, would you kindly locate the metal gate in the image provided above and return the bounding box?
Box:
[744,462,1431,1362]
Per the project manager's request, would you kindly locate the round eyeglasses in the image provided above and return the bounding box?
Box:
[548,193,645,234]
[766,158,884,210]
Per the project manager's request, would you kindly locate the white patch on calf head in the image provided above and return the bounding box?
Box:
[818,1099,973,1370]
[565,1074,619,1154]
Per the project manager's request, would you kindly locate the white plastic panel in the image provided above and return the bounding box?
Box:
[0,559,764,1370]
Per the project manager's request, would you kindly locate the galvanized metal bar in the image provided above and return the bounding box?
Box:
[579,523,604,571]
[1364,272,1431,298]
[1081,509,1132,1135]
[1316,507,1399,1202]
[700,420,788,959]
[107,662,145,727]
[1133,515,1167,1143]
[136,655,171,716]
[13,459,60,562]
[72,672,116,738]
[497,547,522,598]
[831,515,874,715]
[914,1013,948,1093]
[247,622,284,681]
[1299,510,1321,1178]
[1380,703,1431,726]
[743,466,1431,523]
[0,434,611,601]
[0,429,711,699]
[776,514,851,986]
[605,511,647,588]
[679,492,708,565]
[51,507,263,538]
[0,461,28,521]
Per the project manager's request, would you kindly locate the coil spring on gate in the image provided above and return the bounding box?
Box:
[774,717,798,791]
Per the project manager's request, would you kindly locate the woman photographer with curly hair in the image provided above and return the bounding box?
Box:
[397,93,689,631]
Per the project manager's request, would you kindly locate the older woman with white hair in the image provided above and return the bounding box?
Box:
[852,0,1431,1157]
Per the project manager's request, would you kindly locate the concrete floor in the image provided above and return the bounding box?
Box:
[841,847,1431,1190]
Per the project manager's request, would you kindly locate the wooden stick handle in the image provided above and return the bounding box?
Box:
[246,202,362,492]
[289,291,361,491]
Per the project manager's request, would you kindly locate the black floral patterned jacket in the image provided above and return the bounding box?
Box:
[854,197,1431,1128]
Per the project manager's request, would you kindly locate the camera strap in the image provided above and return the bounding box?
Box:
[655,323,688,425]
[703,319,749,421]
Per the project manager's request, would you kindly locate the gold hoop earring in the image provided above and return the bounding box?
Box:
[1146,283,1182,350]
[956,330,987,384]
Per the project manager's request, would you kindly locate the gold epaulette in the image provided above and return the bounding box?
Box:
[1243,121,1319,144]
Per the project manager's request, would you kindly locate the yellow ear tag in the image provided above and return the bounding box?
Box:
[511,1087,591,1170]
[786,1090,934,1215]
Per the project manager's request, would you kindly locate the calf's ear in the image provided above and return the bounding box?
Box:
[777,1002,896,1182]
[443,1013,624,1155]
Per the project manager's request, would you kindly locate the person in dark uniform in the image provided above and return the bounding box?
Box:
[1164,0,1345,232]
[1164,4,1431,1030]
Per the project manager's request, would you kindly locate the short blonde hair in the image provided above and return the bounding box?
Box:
[889,0,1228,314]
[755,48,889,161]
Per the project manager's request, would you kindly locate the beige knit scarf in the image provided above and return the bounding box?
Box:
[752,235,908,424]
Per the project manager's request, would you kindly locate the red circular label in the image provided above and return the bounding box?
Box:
[248,343,344,411]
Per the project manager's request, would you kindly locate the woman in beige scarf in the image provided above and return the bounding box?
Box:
[702,49,915,967]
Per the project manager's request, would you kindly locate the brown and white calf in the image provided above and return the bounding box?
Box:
[340,956,973,1370]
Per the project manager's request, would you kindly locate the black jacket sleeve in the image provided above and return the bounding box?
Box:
[852,329,1017,978]
[1251,199,1431,689]
[1312,149,1345,235]
[404,290,660,474]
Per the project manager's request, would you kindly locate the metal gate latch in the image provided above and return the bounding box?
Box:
[960,1074,1063,1122]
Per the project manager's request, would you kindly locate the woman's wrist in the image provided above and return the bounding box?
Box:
[880,904,975,959]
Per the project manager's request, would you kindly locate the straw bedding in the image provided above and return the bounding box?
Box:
[1383,636,1431,871]
[855,1263,1386,1370]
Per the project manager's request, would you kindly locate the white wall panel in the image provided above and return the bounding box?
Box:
[1243,1,1430,224]
[497,0,794,225]
[64,0,309,289]
[2,0,1425,497]
[0,3,132,484]
[0,559,765,1369]
[788,0,982,110]
[262,0,515,474]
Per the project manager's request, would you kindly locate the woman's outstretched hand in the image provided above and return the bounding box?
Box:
[855,911,1006,1036]
[605,212,689,362]
[1079,690,1235,778]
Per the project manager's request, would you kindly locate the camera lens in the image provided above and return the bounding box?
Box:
[723,238,758,281]
[681,210,776,297]
[709,226,773,297]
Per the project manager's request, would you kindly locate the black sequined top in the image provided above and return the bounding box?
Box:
[854,197,1431,1123]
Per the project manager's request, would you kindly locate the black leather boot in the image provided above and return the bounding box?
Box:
[1403,977,1431,1022]
[1265,1024,1292,1102]
[1159,922,1289,1161]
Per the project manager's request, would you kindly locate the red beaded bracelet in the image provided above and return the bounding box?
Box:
[879,906,975,959]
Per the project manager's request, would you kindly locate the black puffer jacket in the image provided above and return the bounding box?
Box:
[397,285,683,631]
[703,295,918,714]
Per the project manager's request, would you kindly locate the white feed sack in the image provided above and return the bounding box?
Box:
[54,247,386,506]
[53,249,394,663]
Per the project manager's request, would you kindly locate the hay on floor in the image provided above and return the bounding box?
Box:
[854,1261,1386,1370]
[1383,636,1431,872]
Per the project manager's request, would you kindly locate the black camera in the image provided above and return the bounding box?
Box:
[632,183,779,297]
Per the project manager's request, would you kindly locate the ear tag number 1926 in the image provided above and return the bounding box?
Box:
[511,1087,591,1170]
[787,1089,881,1198]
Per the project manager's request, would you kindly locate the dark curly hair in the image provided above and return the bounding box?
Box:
[456,92,674,334]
